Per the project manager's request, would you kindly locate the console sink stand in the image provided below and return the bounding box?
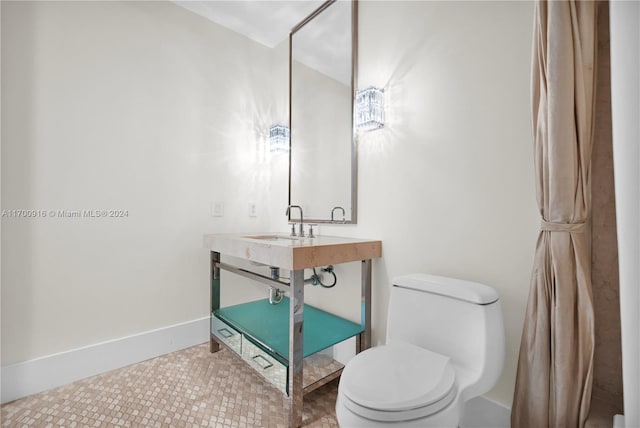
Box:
[204,234,381,427]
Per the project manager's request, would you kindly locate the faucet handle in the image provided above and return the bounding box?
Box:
[331,206,346,223]
[289,223,297,237]
[308,224,318,238]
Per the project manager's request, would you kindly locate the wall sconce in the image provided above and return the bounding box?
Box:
[269,124,290,153]
[356,86,384,131]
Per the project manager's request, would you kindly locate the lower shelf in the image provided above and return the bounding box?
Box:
[214,297,363,360]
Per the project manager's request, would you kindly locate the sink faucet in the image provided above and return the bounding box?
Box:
[331,206,346,223]
[286,205,304,237]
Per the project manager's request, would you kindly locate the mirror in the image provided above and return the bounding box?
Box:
[289,0,357,224]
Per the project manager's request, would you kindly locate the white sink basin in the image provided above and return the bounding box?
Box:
[204,233,381,270]
[244,235,300,241]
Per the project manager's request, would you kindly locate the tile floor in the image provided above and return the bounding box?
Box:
[1,344,339,427]
[2,342,620,428]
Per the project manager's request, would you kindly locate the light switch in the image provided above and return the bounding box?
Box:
[248,202,257,217]
[211,201,224,217]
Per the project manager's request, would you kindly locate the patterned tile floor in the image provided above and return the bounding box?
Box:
[1,344,339,427]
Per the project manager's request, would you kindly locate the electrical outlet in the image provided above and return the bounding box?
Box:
[248,202,257,217]
[211,201,224,217]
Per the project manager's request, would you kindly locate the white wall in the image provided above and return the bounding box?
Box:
[1,1,287,366]
[278,1,537,407]
[610,1,640,425]
[2,0,537,411]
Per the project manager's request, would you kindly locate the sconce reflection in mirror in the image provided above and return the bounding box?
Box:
[356,87,384,131]
[269,124,290,153]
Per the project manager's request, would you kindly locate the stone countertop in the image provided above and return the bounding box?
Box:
[203,233,382,270]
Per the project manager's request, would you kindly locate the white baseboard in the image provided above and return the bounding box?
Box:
[461,395,511,428]
[1,316,209,404]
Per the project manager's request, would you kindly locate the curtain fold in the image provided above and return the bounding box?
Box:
[512,1,598,427]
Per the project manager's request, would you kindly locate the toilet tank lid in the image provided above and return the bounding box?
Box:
[392,274,499,305]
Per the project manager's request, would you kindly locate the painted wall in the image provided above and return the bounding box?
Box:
[1,1,287,365]
[2,0,538,411]
[610,1,640,426]
[281,1,538,406]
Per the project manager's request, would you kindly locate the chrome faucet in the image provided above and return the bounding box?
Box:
[331,206,346,223]
[286,205,304,237]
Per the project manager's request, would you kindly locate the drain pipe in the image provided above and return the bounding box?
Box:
[268,267,284,305]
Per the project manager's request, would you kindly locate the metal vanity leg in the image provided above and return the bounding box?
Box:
[288,269,304,427]
[356,259,372,354]
[210,251,221,353]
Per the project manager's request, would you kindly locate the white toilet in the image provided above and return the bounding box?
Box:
[336,273,505,427]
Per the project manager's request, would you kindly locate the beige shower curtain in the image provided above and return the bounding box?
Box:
[512,1,597,427]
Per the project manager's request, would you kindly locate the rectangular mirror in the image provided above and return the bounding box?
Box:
[289,0,357,224]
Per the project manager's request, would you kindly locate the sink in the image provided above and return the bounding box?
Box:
[244,235,300,242]
[204,233,381,270]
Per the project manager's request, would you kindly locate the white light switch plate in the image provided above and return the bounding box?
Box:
[211,201,224,217]
[248,202,257,217]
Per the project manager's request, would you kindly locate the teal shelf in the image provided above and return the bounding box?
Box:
[214,297,363,363]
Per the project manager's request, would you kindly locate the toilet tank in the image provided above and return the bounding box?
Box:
[387,274,505,400]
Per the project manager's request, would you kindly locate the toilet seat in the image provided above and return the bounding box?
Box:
[340,342,457,422]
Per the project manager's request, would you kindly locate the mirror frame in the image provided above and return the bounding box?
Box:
[288,0,358,224]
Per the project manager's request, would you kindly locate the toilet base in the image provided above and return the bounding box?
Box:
[335,392,461,428]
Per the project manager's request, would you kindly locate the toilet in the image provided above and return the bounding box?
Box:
[336,273,505,427]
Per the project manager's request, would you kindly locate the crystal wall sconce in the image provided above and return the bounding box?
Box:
[269,124,290,153]
[356,86,384,131]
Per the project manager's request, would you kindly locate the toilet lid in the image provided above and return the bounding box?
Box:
[341,342,456,413]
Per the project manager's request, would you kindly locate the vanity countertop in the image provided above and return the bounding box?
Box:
[203,233,382,270]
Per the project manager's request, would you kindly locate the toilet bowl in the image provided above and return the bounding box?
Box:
[336,274,505,427]
[338,342,459,426]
